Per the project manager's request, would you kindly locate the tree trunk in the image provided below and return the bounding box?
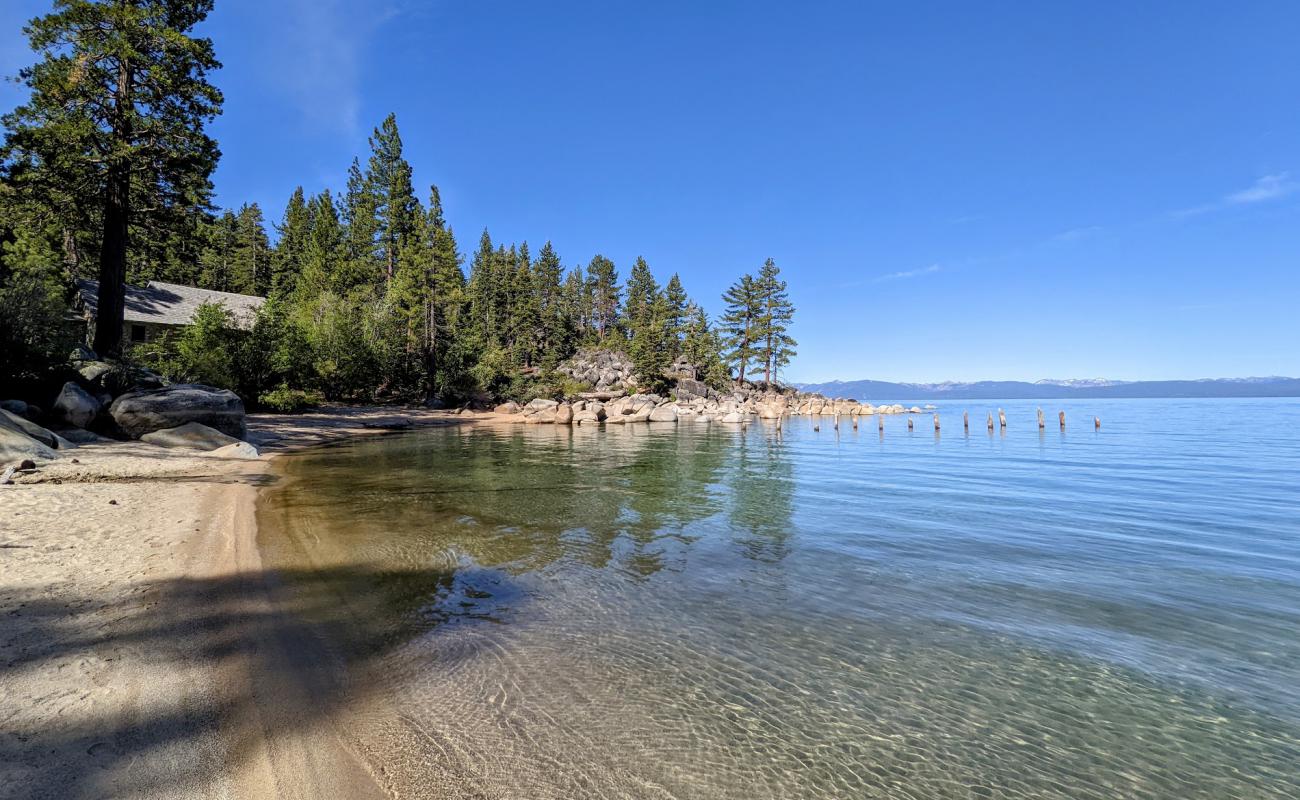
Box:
[93,56,133,357]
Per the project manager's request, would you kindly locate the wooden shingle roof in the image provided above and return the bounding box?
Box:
[76,279,265,330]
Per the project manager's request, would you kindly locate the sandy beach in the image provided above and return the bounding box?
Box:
[0,407,482,800]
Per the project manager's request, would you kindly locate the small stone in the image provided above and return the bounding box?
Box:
[17,459,35,471]
[109,499,118,505]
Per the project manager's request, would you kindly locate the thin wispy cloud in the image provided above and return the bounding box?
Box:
[1225,172,1295,204]
[1172,172,1297,218]
[260,0,407,135]
[1051,225,1102,243]
[876,264,941,282]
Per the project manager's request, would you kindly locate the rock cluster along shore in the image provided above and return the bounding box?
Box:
[1,347,259,471]
[496,388,922,426]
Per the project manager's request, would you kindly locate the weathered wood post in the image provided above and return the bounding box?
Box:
[1059,410,1066,429]
[878,414,884,432]
[834,413,840,431]
[934,413,940,431]
[963,411,969,431]
[1094,416,1101,430]
[907,417,914,431]
[998,409,1007,429]
[1037,408,1045,429]
[987,411,994,431]
[852,414,858,430]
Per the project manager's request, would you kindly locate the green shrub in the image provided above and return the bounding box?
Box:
[0,271,75,393]
[257,385,324,413]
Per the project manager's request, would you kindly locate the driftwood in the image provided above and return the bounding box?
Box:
[578,390,626,401]
[0,466,14,486]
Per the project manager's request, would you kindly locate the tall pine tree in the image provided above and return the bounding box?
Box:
[720,274,760,385]
[753,258,796,385]
[1,0,223,355]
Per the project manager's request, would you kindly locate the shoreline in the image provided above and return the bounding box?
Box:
[0,406,484,800]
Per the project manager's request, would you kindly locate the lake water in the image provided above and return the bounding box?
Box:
[259,398,1300,799]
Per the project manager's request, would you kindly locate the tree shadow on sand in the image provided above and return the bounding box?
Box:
[0,561,512,800]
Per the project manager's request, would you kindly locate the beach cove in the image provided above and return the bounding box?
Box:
[4,399,1300,799]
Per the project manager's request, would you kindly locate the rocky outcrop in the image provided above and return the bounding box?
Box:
[494,401,521,415]
[53,382,101,429]
[499,379,921,430]
[140,421,242,452]
[556,349,636,393]
[110,384,247,440]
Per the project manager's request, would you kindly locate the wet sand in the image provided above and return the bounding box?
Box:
[0,407,490,800]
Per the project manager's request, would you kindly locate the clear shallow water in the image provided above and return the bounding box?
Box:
[260,398,1300,799]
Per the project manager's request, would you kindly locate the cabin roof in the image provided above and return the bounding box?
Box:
[76,279,266,330]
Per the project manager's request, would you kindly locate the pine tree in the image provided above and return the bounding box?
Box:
[231,204,270,296]
[624,256,657,337]
[339,157,379,293]
[1,0,223,355]
[682,303,729,388]
[508,243,540,367]
[720,274,761,385]
[300,190,344,299]
[197,210,238,292]
[272,187,310,297]
[663,273,689,353]
[532,241,566,367]
[753,258,796,385]
[586,254,619,340]
[467,229,497,345]
[367,114,418,285]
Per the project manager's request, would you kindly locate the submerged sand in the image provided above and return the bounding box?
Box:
[0,407,486,800]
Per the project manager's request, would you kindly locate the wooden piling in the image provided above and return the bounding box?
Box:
[998,408,1007,428]
[987,411,994,431]
[1094,416,1101,430]
[878,414,884,431]
[834,413,840,431]
[1058,411,1066,429]
[907,418,914,431]
[963,410,969,431]
[934,413,940,431]
[1037,408,1045,429]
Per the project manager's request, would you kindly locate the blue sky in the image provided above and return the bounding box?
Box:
[3,1,1299,383]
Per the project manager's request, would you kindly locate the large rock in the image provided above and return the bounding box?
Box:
[53,382,100,429]
[141,421,241,452]
[648,404,678,423]
[555,404,574,424]
[572,409,600,424]
[494,401,522,415]
[524,408,557,424]
[0,425,57,466]
[110,384,246,440]
[524,398,559,412]
[0,409,60,449]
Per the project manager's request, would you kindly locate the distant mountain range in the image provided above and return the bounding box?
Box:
[794,376,1300,401]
